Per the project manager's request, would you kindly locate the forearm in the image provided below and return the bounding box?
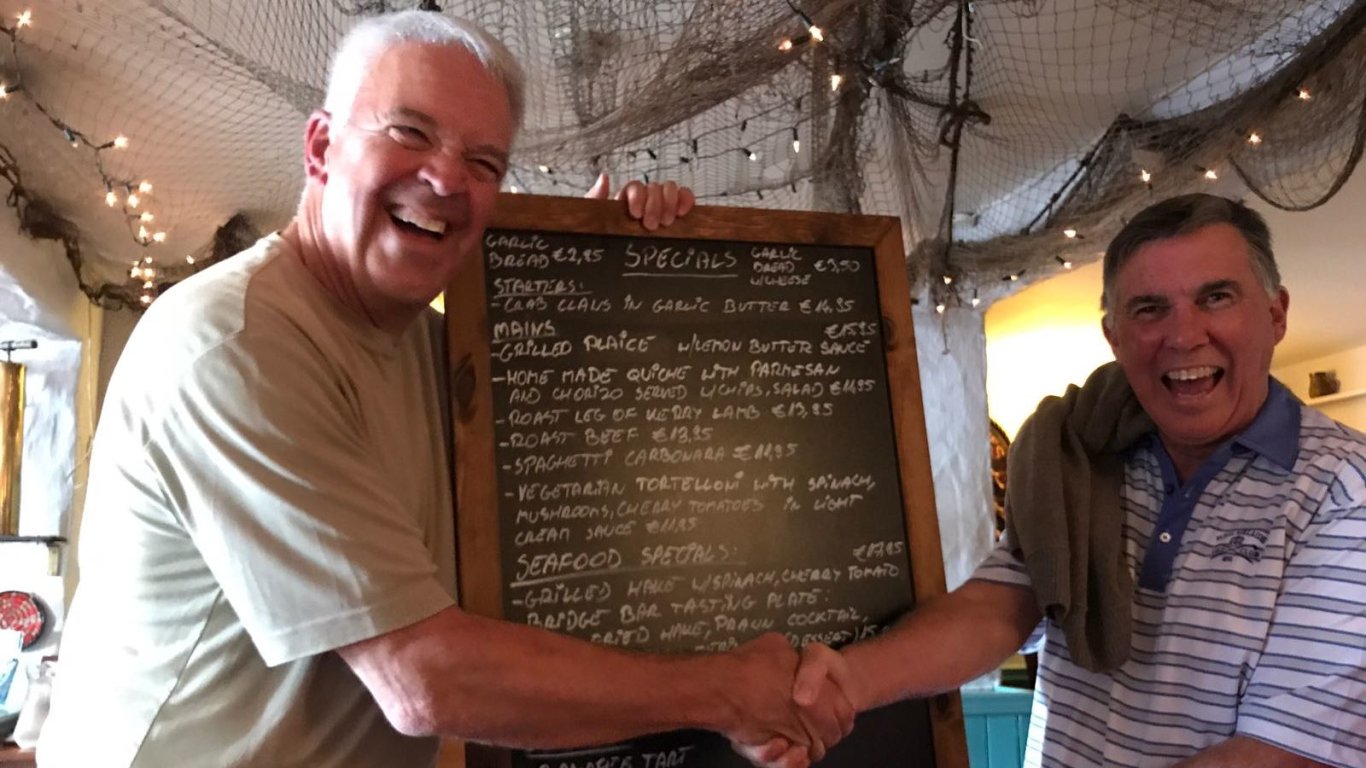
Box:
[1171,736,1330,768]
[344,606,740,748]
[843,579,1040,710]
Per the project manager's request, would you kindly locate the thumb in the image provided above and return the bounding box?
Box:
[792,645,831,706]
[584,172,610,199]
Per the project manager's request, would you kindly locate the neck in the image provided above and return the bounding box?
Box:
[1160,443,1211,485]
[285,196,420,336]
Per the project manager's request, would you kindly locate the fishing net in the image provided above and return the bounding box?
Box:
[1,0,1362,310]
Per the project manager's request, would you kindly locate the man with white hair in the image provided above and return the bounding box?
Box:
[41,11,849,768]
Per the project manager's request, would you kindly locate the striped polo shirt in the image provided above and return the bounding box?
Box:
[974,379,1366,767]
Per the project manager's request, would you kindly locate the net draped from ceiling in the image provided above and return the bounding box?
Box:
[0,0,1362,310]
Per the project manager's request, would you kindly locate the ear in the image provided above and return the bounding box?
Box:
[1270,287,1289,344]
[303,110,333,184]
[1102,315,1118,354]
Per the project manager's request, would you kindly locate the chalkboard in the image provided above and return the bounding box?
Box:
[447,194,965,768]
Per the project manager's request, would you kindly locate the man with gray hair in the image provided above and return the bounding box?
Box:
[791,193,1366,767]
[41,10,848,768]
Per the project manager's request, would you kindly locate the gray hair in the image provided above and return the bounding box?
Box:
[324,10,526,130]
[1101,193,1280,327]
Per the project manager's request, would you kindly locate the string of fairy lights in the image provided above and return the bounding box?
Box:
[923,43,1322,315]
[0,7,194,307]
[504,0,855,204]
[0,1,1341,312]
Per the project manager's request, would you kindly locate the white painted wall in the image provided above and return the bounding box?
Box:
[913,307,996,590]
[0,222,102,687]
[985,263,1110,439]
[1272,343,1366,431]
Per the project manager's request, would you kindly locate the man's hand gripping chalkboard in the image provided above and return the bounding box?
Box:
[585,172,696,231]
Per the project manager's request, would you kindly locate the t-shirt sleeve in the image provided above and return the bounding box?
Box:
[1236,488,1366,767]
[146,318,454,666]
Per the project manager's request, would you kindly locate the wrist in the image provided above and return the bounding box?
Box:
[673,653,740,733]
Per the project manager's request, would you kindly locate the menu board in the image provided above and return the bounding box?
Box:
[447,194,965,768]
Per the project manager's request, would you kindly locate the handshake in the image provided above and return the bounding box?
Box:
[707,633,861,768]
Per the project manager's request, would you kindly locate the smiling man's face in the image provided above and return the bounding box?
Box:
[308,42,513,324]
[1103,222,1289,473]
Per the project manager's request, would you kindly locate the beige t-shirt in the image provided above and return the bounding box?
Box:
[41,234,456,767]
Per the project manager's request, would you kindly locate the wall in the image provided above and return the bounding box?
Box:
[1272,343,1366,431]
[985,263,1111,439]
[913,306,995,590]
[0,221,101,692]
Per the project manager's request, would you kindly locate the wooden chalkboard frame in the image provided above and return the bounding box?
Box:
[445,193,966,768]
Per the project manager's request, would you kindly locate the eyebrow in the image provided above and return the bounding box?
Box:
[1196,278,1241,296]
[1122,278,1242,313]
[378,107,509,165]
[379,107,438,130]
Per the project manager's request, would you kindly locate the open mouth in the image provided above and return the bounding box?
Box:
[1162,365,1223,397]
[388,206,448,241]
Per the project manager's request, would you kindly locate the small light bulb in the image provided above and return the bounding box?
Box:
[1062,259,1073,269]
[1297,87,1311,100]
[0,84,10,100]
[537,164,550,173]
[792,138,800,153]
[105,190,119,207]
[127,193,141,208]
[139,294,153,306]
[16,10,32,28]
[830,73,843,91]
[935,302,946,314]
[152,231,167,243]
[113,135,129,149]
[778,38,793,52]
[137,225,149,241]
[185,255,196,265]
[1203,168,1218,181]
[971,295,981,308]
[1063,228,1078,239]
[143,255,153,263]
[143,280,155,290]
[509,185,521,194]
[943,275,953,285]
[129,265,140,278]
[1008,273,1020,281]
[140,212,154,222]
[1247,131,1262,145]
[809,25,824,42]
[138,180,153,194]
[1140,169,1152,184]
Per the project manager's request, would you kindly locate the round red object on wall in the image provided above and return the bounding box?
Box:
[0,591,46,649]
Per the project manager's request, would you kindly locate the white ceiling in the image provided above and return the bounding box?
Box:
[987,161,1366,369]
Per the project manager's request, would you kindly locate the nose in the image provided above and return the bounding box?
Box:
[419,148,468,197]
[1163,303,1210,352]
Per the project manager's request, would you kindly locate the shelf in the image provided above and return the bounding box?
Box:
[0,537,67,576]
[1307,387,1366,406]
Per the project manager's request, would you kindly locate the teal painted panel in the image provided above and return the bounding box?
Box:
[961,687,1032,768]
[964,716,988,768]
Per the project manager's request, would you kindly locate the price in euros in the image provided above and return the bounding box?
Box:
[814,258,861,274]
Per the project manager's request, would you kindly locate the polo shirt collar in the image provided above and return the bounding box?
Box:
[1231,377,1300,471]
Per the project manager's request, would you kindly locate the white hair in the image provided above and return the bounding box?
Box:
[323,10,526,129]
